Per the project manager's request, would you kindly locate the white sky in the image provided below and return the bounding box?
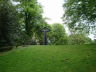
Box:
[88,34,95,40]
[38,0,64,24]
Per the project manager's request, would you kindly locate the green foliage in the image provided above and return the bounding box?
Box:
[49,23,68,45]
[12,0,46,45]
[0,0,20,47]
[0,0,94,46]
[91,39,96,44]
[14,0,43,37]
[63,0,96,33]
[68,34,92,45]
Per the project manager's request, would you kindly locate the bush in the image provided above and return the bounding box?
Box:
[48,23,68,45]
[68,34,92,45]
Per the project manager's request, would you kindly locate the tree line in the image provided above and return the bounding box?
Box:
[0,0,95,49]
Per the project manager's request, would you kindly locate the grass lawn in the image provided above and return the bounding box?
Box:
[0,45,96,72]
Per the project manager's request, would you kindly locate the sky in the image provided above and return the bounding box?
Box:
[38,0,64,24]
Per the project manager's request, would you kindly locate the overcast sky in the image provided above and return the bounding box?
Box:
[38,0,64,24]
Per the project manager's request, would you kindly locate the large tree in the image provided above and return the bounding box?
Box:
[13,0,45,45]
[48,23,68,45]
[0,0,20,47]
[63,0,96,34]
[14,0,43,37]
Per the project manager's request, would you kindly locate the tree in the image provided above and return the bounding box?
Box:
[68,34,92,45]
[48,23,68,45]
[63,0,96,34]
[13,0,45,45]
[14,0,43,37]
[0,0,20,47]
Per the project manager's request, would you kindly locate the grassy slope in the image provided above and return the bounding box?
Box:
[0,45,96,72]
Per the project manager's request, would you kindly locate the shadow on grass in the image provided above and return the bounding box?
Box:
[0,46,13,52]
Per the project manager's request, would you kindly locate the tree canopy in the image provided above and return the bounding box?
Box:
[48,23,68,45]
[0,0,20,47]
[0,0,93,48]
[63,0,96,34]
[14,0,43,37]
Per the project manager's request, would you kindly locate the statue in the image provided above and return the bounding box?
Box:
[41,27,50,45]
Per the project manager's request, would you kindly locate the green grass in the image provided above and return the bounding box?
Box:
[0,45,96,72]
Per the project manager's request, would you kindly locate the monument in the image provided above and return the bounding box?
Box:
[41,27,50,45]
